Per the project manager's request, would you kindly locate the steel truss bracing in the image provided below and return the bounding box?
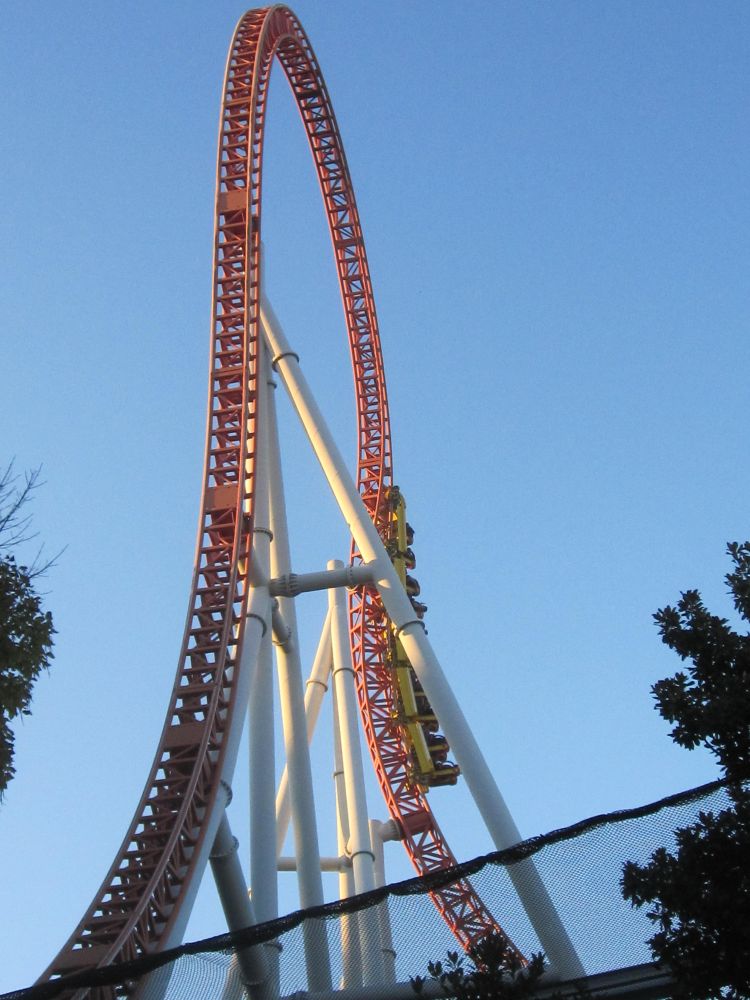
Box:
[39,4,583,994]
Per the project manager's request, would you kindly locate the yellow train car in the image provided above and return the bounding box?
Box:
[384,488,459,789]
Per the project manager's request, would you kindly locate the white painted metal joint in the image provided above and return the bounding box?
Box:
[271,349,300,371]
[210,833,239,862]
[343,562,377,588]
[220,779,234,806]
[247,611,268,637]
[332,664,356,679]
[269,562,375,598]
[277,855,351,873]
[347,848,376,864]
[271,602,292,647]
[376,819,402,842]
[394,619,426,637]
[270,572,301,597]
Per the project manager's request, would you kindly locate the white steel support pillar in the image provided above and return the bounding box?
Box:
[276,609,333,855]
[369,819,397,985]
[328,562,377,899]
[248,627,278,923]
[328,560,383,985]
[260,298,584,980]
[263,347,332,992]
[245,348,280,996]
[198,347,277,1000]
[333,690,363,989]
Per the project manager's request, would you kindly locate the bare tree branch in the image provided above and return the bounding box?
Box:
[0,462,63,578]
[0,462,43,550]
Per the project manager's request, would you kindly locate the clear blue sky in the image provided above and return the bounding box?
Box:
[1,0,748,991]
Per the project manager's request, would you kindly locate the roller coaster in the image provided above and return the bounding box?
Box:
[38,7,583,996]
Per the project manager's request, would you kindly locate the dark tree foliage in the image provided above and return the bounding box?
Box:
[411,935,547,1000]
[0,464,56,797]
[622,542,750,999]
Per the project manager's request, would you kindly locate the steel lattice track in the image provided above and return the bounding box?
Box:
[40,5,514,983]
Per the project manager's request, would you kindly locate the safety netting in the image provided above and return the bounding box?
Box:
[4,780,730,1000]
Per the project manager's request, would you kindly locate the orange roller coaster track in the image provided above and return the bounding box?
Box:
[41,5,517,983]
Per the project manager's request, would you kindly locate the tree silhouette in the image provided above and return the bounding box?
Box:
[411,934,547,1000]
[0,464,56,797]
[622,542,750,999]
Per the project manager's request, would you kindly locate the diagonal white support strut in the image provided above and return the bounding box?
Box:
[260,296,585,980]
[210,809,272,999]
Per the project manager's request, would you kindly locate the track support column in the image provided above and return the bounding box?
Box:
[329,560,384,985]
[248,625,279,926]
[264,346,332,992]
[333,695,363,988]
[370,819,398,984]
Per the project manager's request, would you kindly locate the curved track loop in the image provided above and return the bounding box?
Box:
[42,5,505,981]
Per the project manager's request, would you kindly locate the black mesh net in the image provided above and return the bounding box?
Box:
[4,780,729,1000]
